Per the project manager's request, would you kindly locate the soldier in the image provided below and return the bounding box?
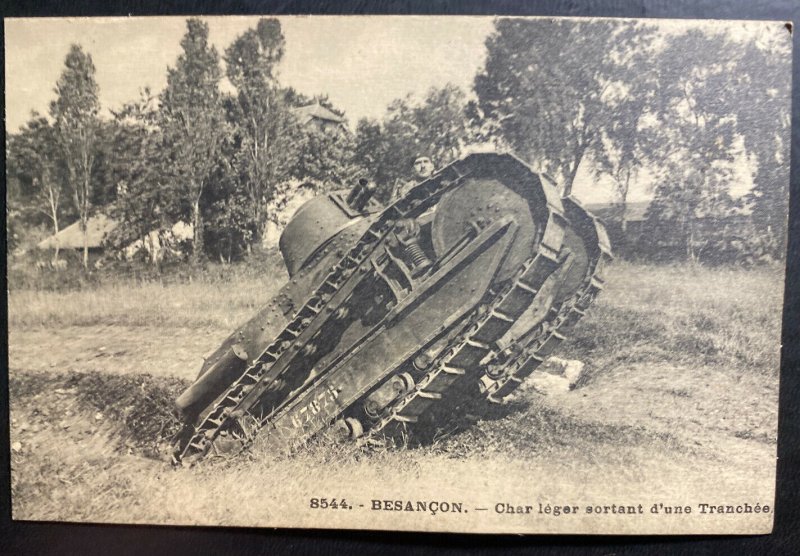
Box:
[412,155,434,180]
[393,155,435,200]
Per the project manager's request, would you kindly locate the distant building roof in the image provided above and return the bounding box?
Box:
[37,214,118,250]
[291,102,346,126]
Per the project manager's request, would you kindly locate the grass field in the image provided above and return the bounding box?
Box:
[7,261,783,532]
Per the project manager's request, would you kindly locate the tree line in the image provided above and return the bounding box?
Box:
[6,17,791,269]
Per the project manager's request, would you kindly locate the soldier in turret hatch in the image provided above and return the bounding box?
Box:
[413,155,434,180]
[392,155,435,200]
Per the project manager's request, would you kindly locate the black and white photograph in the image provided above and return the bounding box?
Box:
[5,15,792,534]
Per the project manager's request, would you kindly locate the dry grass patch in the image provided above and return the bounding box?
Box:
[8,271,285,330]
[564,261,783,380]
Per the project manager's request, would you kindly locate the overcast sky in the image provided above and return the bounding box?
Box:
[4,16,495,132]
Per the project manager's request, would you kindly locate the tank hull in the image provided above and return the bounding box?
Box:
[172,152,611,464]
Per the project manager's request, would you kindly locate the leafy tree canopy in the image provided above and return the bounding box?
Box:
[474,18,658,197]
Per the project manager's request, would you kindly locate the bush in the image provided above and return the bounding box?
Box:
[631,216,781,266]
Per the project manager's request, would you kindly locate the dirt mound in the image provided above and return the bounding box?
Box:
[10,370,190,458]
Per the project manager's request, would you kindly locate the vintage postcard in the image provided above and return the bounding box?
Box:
[5,15,791,534]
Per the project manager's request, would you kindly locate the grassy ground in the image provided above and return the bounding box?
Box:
[8,271,284,330]
[7,261,783,532]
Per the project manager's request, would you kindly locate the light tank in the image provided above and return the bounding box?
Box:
[172,152,612,464]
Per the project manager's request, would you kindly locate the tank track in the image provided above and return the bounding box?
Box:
[476,198,613,402]
[172,156,609,464]
[363,199,611,442]
[173,158,484,464]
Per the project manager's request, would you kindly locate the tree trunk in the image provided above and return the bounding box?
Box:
[148,232,161,274]
[687,219,696,262]
[561,146,585,198]
[81,215,89,270]
[52,212,60,266]
[46,173,62,265]
[620,169,631,234]
[192,198,203,263]
[82,139,92,270]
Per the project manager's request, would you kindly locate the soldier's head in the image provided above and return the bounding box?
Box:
[413,156,434,179]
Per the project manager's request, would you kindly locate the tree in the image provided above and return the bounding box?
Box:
[645,162,738,263]
[293,124,358,190]
[734,32,793,258]
[473,18,657,198]
[354,84,470,201]
[203,170,256,262]
[592,58,659,232]
[50,44,100,269]
[6,114,66,263]
[288,92,360,193]
[106,89,182,269]
[643,30,741,262]
[224,18,303,248]
[353,118,391,195]
[160,18,227,263]
[284,87,354,188]
[644,28,792,263]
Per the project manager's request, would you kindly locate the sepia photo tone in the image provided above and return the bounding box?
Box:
[5,15,791,534]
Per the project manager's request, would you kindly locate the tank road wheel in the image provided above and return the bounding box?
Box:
[363,372,416,419]
[333,417,364,442]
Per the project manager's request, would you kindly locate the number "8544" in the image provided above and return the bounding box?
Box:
[309,497,352,510]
